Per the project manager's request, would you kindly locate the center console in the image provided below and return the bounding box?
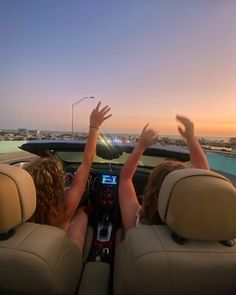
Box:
[89,173,120,263]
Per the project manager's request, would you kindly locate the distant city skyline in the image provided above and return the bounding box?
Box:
[0,1,235,137]
[0,127,233,141]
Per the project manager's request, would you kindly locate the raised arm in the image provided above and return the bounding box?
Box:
[176,115,209,170]
[119,124,158,230]
[65,102,112,221]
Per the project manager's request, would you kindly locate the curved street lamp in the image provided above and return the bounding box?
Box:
[72,96,94,138]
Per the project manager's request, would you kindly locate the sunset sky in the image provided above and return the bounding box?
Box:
[0,1,235,137]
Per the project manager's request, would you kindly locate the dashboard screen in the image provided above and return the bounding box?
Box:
[101,175,118,185]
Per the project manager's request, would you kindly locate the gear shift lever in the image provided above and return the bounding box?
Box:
[97,214,112,241]
[100,215,109,237]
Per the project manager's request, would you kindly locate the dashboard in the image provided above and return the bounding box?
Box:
[63,162,150,201]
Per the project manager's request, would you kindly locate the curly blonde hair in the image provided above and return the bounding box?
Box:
[26,157,66,225]
[140,161,185,224]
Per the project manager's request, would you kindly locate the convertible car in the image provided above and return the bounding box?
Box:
[0,139,236,295]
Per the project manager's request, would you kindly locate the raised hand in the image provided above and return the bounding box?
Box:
[176,115,195,143]
[176,114,209,169]
[138,123,158,149]
[90,101,112,128]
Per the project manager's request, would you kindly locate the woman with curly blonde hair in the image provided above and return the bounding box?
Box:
[119,115,209,230]
[27,102,112,250]
[26,157,66,226]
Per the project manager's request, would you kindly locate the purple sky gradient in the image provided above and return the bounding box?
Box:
[0,0,235,136]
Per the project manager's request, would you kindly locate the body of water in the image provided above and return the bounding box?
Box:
[0,140,235,177]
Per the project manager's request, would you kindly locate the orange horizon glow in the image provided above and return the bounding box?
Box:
[1,1,235,138]
[69,115,236,138]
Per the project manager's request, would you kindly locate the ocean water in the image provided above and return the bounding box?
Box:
[0,140,235,177]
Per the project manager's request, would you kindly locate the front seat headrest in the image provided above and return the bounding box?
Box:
[158,168,236,241]
[0,164,36,233]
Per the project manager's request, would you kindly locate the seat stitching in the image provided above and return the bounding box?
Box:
[152,226,172,295]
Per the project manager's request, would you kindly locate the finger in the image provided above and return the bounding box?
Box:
[177,126,184,136]
[142,123,149,133]
[100,105,109,113]
[101,107,111,116]
[103,114,112,120]
[176,114,190,126]
[95,101,101,111]
[176,114,184,123]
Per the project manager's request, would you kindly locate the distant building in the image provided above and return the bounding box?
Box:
[17,128,28,134]
[229,137,236,153]
[229,137,236,143]
[28,129,40,137]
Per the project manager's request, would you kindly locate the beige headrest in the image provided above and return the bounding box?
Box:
[0,164,36,233]
[158,168,236,241]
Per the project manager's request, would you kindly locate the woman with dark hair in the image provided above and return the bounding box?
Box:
[119,115,209,230]
[27,101,112,250]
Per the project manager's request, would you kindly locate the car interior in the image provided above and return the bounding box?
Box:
[0,146,236,294]
[114,168,236,295]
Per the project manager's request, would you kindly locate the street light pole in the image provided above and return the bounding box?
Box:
[72,96,94,138]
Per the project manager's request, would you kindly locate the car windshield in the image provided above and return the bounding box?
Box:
[57,151,165,167]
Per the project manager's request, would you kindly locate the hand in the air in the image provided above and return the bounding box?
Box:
[90,101,112,128]
[138,123,158,149]
[176,115,195,143]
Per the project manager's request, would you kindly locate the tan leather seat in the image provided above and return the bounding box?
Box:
[114,168,236,295]
[0,163,83,295]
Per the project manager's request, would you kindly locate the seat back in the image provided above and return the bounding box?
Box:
[0,164,83,295]
[114,169,236,295]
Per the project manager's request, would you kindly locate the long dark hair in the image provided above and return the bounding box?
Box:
[140,161,185,224]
